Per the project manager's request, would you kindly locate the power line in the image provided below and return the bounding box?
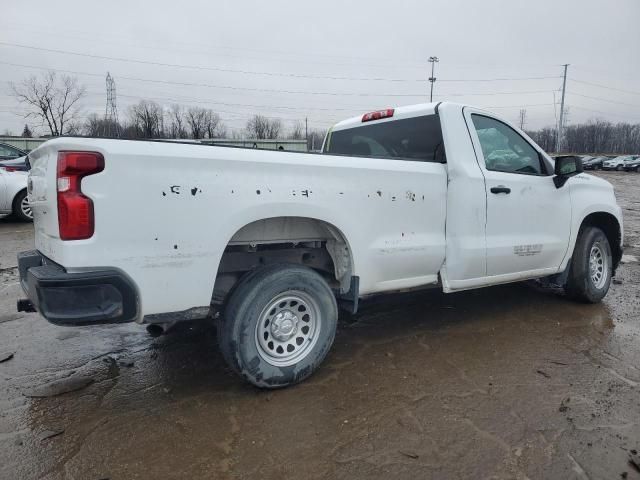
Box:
[2,22,429,69]
[567,105,640,120]
[0,41,426,83]
[0,60,420,96]
[0,42,573,86]
[439,75,561,82]
[569,78,640,96]
[486,103,554,109]
[570,92,640,109]
[0,60,557,99]
[100,93,341,124]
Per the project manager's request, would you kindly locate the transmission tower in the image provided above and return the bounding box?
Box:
[518,109,527,130]
[104,72,120,137]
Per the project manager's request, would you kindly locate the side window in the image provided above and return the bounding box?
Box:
[471,115,544,175]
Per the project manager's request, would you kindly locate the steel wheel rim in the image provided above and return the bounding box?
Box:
[589,243,608,289]
[20,195,33,219]
[255,290,321,367]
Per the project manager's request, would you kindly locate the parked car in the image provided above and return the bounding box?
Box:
[0,167,32,221]
[583,156,607,170]
[624,156,640,172]
[0,142,27,161]
[602,155,638,170]
[0,155,29,172]
[18,102,623,388]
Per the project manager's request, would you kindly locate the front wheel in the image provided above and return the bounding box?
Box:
[565,226,612,303]
[218,264,338,388]
[616,165,623,171]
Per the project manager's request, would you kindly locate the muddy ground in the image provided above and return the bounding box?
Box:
[0,171,638,480]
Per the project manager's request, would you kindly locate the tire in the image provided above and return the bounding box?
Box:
[12,190,32,222]
[565,226,612,303]
[218,264,338,388]
[616,165,623,171]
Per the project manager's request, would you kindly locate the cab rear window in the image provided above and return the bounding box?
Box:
[324,115,445,163]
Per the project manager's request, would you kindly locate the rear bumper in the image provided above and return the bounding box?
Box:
[17,250,138,326]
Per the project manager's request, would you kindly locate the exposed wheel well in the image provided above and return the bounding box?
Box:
[580,212,622,270]
[212,217,353,305]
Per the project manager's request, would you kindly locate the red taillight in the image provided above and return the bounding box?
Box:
[57,151,104,240]
[362,108,394,122]
[2,166,19,172]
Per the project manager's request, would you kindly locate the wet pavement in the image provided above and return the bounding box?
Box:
[0,171,639,479]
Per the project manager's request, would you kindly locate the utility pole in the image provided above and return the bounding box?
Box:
[305,117,308,151]
[556,64,569,153]
[428,56,439,102]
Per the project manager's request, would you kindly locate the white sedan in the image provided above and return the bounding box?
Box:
[0,161,31,221]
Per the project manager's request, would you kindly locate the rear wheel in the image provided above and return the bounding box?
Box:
[12,190,32,222]
[616,165,623,171]
[565,226,612,303]
[218,264,338,388]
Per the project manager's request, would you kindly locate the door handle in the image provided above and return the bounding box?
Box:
[490,185,511,194]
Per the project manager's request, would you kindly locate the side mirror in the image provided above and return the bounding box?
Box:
[553,155,583,188]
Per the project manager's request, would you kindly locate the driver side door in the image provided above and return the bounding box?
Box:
[465,110,572,278]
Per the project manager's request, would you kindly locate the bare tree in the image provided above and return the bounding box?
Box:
[307,128,327,151]
[167,104,188,139]
[83,113,120,137]
[185,107,209,139]
[528,119,640,154]
[204,110,224,139]
[127,100,164,138]
[184,107,225,139]
[246,115,281,139]
[10,71,86,136]
[288,120,305,140]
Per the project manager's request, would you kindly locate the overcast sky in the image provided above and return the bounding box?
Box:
[2,0,639,136]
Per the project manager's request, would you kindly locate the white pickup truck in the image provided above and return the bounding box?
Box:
[17,102,623,388]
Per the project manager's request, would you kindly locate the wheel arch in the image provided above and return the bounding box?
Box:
[212,215,356,306]
[578,211,623,271]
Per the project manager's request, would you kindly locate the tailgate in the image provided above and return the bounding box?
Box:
[27,143,60,260]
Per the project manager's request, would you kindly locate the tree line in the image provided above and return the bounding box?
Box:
[13,71,638,155]
[526,120,640,154]
[9,72,327,148]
